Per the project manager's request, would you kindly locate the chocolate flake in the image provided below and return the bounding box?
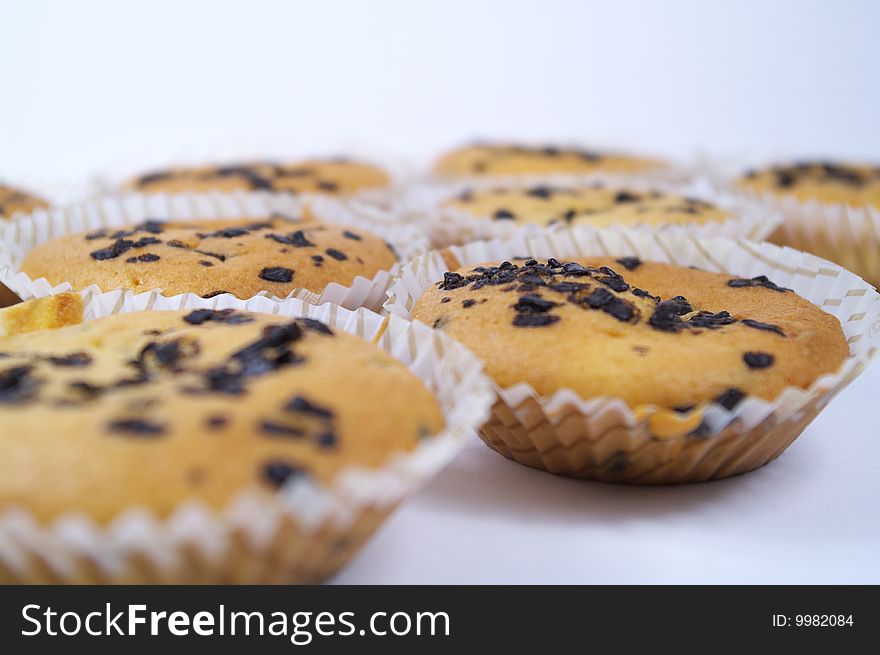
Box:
[493,208,516,220]
[260,421,305,438]
[512,314,560,327]
[183,308,254,325]
[714,388,745,410]
[615,256,642,271]
[90,239,134,261]
[743,351,774,369]
[125,253,161,263]
[342,230,362,241]
[742,318,786,336]
[107,419,165,437]
[727,275,791,292]
[47,352,92,367]
[325,248,348,261]
[266,231,314,247]
[261,460,304,488]
[259,267,294,283]
[285,395,334,419]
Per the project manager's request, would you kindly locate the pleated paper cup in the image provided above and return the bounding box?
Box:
[385,226,880,484]
[735,186,880,289]
[0,191,429,313]
[0,291,493,584]
[364,174,781,248]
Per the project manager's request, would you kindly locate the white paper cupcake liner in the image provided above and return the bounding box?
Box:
[0,291,494,583]
[385,226,880,483]
[735,187,880,288]
[0,191,429,313]
[363,174,781,248]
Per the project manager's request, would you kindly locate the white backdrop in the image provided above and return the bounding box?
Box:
[1,0,878,583]
[1,0,879,178]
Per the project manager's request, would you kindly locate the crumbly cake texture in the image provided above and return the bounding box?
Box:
[738,161,880,207]
[412,257,848,409]
[433,143,664,177]
[0,183,49,219]
[444,184,729,228]
[20,217,397,298]
[0,308,443,523]
[124,158,389,195]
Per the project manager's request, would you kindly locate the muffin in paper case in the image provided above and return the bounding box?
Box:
[0,190,430,313]
[339,174,781,249]
[0,290,493,583]
[385,226,879,484]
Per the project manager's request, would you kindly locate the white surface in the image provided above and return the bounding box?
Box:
[336,363,880,584]
[2,0,878,583]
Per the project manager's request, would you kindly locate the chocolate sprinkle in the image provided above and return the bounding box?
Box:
[183,308,254,325]
[742,318,786,336]
[47,352,92,367]
[259,267,294,283]
[342,230,362,241]
[261,460,303,488]
[125,253,161,263]
[260,421,305,438]
[615,256,642,271]
[285,395,334,419]
[493,208,516,220]
[512,314,560,327]
[266,231,314,247]
[325,248,348,261]
[714,388,746,410]
[727,275,791,292]
[107,419,165,437]
[743,351,774,369]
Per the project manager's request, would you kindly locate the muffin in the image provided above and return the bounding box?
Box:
[409,256,851,483]
[0,296,467,583]
[737,161,880,286]
[445,184,729,229]
[0,183,48,220]
[739,161,880,207]
[433,143,665,178]
[20,217,398,299]
[124,158,389,196]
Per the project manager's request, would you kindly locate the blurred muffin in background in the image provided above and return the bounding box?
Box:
[124,157,390,196]
[737,161,880,286]
[0,183,49,220]
[433,142,667,179]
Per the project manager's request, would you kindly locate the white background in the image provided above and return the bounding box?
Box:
[1,0,878,583]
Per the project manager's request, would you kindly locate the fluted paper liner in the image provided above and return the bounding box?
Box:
[0,191,429,313]
[385,226,880,483]
[735,187,880,289]
[365,174,781,248]
[0,292,493,583]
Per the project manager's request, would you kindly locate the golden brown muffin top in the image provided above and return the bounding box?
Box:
[738,161,880,207]
[444,184,729,228]
[125,158,390,195]
[0,183,49,220]
[20,217,397,299]
[433,143,664,178]
[0,308,443,523]
[412,257,848,410]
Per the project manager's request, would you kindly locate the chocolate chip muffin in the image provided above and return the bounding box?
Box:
[738,161,880,207]
[0,307,443,524]
[445,184,729,228]
[412,257,848,409]
[737,161,880,287]
[433,143,664,178]
[0,183,48,219]
[20,218,397,299]
[124,158,389,195]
